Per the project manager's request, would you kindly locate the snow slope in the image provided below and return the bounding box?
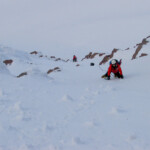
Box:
[0,37,150,150]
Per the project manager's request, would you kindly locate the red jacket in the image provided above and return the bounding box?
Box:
[107,64,123,76]
[73,56,77,60]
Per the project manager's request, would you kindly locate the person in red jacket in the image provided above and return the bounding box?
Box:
[102,59,124,80]
[73,55,77,62]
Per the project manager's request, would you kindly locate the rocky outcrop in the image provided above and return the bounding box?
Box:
[146,36,150,38]
[99,53,105,56]
[47,69,53,74]
[17,72,27,78]
[30,51,38,55]
[132,38,149,60]
[50,56,55,59]
[53,67,60,71]
[139,53,148,57]
[82,52,105,61]
[3,59,13,65]
[55,58,61,61]
[30,51,70,63]
[47,67,61,74]
[54,57,70,62]
[99,49,118,65]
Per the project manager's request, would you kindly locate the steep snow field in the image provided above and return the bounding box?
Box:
[0,37,150,150]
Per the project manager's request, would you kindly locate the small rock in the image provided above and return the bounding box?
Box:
[3,59,13,65]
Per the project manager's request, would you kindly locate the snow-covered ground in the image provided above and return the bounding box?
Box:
[0,37,150,150]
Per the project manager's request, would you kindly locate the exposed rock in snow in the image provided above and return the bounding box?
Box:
[82,52,105,61]
[139,53,148,57]
[47,67,61,74]
[3,59,13,65]
[17,72,28,78]
[132,38,149,60]
[30,51,38,55]
[99,48,118,65]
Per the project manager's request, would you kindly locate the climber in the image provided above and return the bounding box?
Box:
[101,59,124,80]
[73,55,77,62]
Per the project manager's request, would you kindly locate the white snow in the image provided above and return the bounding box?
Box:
[0,37,150,150]
[0,1,150,149]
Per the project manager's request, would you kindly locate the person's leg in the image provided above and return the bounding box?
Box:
[102,72,108,78]
[114,72,121,78]
[103,72,108,77]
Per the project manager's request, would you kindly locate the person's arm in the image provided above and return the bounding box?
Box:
[107,65,112,77]
[119,67,124,78]
[118,66,123,75]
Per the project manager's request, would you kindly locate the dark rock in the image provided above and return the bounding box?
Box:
[132,38,149,60]
[3,59,13,65]
[55,58,61,61]
[50,56,55,58]
[139,53,148,57]
[47,69,53,74]
[30,51,38,55]
[54,67,60,70]
[47,67,61,74]
[17,72,27,78]
[99,48,118,65]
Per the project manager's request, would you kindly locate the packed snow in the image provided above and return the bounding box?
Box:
[0,36,150,150]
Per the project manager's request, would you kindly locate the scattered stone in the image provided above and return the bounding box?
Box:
[47,69,53,74]
[30,51,38,55]
[3,59,13,65]
[139,53,148,57]
[132,38,149,60]
[55,58,61,61]
[82,52,105,61]
[47,67,61,74]
[54,67,60,70]
[50,56,55,58]
[17,72,27,78]
[146,35,150,39]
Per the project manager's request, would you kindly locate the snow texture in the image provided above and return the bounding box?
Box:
[0,37,150,150]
